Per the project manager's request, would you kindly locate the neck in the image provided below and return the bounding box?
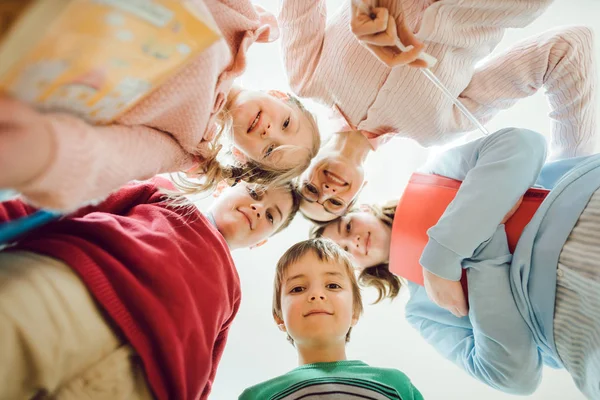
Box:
[328,131,372,165]
[296,340,347,366]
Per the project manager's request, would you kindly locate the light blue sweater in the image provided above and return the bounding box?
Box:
[404,127,600,394]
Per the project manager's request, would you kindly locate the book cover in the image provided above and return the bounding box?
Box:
[389,172,549,293]
[0,0,220,124]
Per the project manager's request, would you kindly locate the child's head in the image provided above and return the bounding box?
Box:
[272,238,363,350]
[311,201,403,303]
[179,89,320,195]
[208,181,301,249]
[297,132,368,222]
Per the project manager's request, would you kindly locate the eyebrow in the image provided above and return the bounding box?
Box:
[285,271,344,284]
[337,218,342,235]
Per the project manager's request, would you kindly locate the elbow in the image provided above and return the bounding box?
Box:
[496,127,548,166]
[494,369,541,396]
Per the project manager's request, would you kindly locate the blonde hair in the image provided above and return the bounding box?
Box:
[310,200,404,303]
[173,94,321,196]
[273,238,363,345]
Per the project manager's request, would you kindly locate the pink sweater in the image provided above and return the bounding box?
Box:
[279,0,596,158]
[15,0,277,210]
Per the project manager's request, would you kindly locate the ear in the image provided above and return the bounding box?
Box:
[231,147,248,163]
[254,5,280,43]
[249,238,268,249]
[267,90,289,102]
[351,315,359,327]
[212,180,230,198]
[273,314,287,332]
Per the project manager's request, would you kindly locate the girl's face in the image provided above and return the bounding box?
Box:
[321,210,392,270]
[207,182,293,249]
[228,90,315,169]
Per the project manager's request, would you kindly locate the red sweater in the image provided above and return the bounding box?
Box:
[0,178,240,400]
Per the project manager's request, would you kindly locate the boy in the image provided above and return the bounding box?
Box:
[0,177,300,400]
[240,238,423,399]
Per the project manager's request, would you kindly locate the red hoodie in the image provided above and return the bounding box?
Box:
[1,177,240,400]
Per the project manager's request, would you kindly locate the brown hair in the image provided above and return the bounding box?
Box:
[310,200,404,303]
[173,94,320,196]
[273,238,363,345]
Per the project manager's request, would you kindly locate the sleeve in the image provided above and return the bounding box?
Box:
[417,0,554,52]
[0,197,38,223]
[16,113,191,211]
[419,127,547,281]
[405,226,543,395]
[278,0,327,96]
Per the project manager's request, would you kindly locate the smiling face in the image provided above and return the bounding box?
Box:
[298,151,366,222]
[277,250,358,347]
[207,182,294,249]
[321,210,392,270]
[228,90,316,169]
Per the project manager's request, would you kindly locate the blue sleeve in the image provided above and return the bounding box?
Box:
[405,226,543,395]
[419,127,548,281]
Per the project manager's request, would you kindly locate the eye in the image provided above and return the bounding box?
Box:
[326,283,341,290]
[329,198,343,207]
[345,220,352,234]
[247,187,259,200]
[283,117,290,129]
[290,286,304,293]
[343,246,349,252]
[305,183,318,195]
[266,210,274,224]
[264,144,276,158]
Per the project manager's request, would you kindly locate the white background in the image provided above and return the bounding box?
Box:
[206,1,600,398]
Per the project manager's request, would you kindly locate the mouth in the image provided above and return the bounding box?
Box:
[248,111,261,133]
[365,232,371,256]
[237,208,253,230]
[304,310,333,317]
[324,170,347,186]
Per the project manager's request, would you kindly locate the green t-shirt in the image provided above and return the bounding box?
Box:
[239,360,423,400]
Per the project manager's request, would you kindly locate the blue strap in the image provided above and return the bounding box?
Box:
[0,210,60,246]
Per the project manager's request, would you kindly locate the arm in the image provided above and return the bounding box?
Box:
[278,0,327,96]
[419,127,547,281]
[0,97,190,211]
[405,226,543,395]
[417,0,553,52]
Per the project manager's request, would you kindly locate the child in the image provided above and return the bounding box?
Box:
[0,176,301,400]
[314,127,600,398]
[239,238,423,400]
[282,0,596,218]
[0,0,320,211]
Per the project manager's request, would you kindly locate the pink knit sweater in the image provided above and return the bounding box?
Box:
[14,0,277,210]
[279,0,597,158]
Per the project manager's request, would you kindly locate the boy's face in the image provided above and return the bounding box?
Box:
[277,251,358,346]
[208,182,293,249]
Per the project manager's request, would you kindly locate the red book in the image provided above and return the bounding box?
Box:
[389,173,549,294]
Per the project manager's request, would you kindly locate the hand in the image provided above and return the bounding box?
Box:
[0,94,53,189]
[501,195,523,224]
[423,269,469,318]
[350,0,427,68]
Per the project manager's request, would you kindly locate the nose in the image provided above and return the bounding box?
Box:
[251,203,265,219]
[321,183,337,197]
[309,293,326,301]
[260,120,273,139]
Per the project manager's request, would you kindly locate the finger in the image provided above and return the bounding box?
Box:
[387,42,424,67]
[395,14,423,49]
[408,58,429,68]
[350,7,389,37]
[358,14,397,46]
